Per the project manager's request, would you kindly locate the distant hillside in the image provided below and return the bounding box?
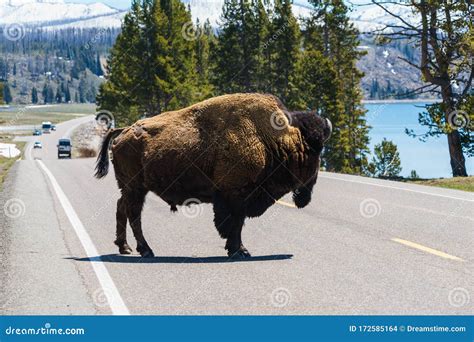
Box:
[0,28,119,105]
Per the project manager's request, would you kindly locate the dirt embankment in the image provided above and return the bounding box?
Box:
[71,121,107,158]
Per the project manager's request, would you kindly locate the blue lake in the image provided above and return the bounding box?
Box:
[365,102,473,178]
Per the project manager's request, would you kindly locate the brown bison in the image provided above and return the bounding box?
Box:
[95,93,331,258]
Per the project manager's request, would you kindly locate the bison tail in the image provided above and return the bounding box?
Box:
[94,128,125,179]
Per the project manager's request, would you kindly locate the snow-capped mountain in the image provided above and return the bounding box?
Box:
[0,0,126,29]
[182,0,415,33]
[348,2,418,34]
[0,0,415,31]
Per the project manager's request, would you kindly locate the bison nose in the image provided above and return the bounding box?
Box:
[324,118,332,141]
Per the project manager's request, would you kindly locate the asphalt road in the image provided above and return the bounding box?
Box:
[1,117,473,315]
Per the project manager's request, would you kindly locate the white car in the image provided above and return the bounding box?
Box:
[33,141,42,149]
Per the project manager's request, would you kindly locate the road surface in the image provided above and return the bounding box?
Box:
[1,117,473,315]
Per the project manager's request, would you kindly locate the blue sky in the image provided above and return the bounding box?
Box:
[64,0,369,11]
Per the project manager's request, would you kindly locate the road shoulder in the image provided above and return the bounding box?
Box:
[0,160,96,314]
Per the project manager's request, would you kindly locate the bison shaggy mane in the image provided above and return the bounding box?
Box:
[95,93,331,258]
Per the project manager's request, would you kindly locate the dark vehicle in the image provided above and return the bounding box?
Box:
[33,129,42,136]
[57,138,72,158]
[51,124,57,131]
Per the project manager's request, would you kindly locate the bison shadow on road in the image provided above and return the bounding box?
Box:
[68,254,293,264]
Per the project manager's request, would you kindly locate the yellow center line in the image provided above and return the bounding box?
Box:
[276,200,297,208]
[391,238,464,262]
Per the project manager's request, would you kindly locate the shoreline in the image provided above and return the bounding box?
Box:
[362,98,440,104]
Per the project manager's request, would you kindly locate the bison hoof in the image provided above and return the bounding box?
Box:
[228,248,251,259]
[139,249,155,258]
[119,244,133,255]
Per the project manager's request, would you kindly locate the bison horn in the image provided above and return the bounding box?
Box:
[324,118,332,142]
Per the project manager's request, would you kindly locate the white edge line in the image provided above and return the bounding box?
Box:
[37,160,130,315]
[320,174,474,202]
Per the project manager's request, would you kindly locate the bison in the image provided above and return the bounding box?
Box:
[95,93,331,258]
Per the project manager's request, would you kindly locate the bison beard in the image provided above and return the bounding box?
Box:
[95,93,331,259]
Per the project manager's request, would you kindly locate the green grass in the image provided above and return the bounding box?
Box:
[410,176,474,192]
[0,135,25,189]
[0,103,96,126]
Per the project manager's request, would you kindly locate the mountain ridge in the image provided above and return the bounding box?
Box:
[0,0,415,31]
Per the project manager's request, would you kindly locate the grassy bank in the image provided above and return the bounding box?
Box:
[409,176,474,192]
[0,135,25,189]
[0,103,95,126]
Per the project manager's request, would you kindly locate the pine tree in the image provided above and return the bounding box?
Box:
[47,85,54,104]
[42,83,48,103]
[250,0,271,92]
[97,0,198,125]
[78,77,87,103]
[64,83,71,103]
[96,53,103,76]
[365,139,402,179]
[194,19,215,100]
[300,0,369,174]
[3,83,12,104]
[212,0,247,93]
[268,0,300,102]
[31,87,38,104]
[55,87,63,103]
[212,0,262,93]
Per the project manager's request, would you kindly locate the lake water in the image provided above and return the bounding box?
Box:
[365,102,473,178]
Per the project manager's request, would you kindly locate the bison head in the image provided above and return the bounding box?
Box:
[287,112,332,208]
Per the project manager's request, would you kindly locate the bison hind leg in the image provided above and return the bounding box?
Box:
[123,188,154,258]
[114,196,133,255]
[212,192,250,259]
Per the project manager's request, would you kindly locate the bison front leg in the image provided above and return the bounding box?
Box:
[225,215,250,259]
[124,189,155,258]
[213,193,250,259]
